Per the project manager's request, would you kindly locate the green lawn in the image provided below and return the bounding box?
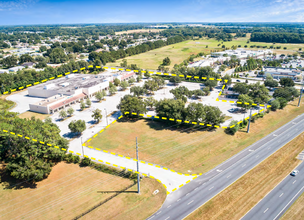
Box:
[107,36,304,70]
[0,99,15,111]
[87,98,304,174]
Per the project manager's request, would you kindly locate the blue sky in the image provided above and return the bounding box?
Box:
[0,0,304,25]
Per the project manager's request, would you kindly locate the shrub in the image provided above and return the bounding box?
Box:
[80,157,92,166]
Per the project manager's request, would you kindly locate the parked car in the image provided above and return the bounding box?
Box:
[236,79,241,82]
[290,170,299,176]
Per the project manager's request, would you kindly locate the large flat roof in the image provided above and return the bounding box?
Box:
[30,73,110,93]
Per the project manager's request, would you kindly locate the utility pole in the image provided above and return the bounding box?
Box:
[298,79,304,107]
[247,107,252,133]
[81,137,84,157]
[136,137,140,194]
[104,108,108,126]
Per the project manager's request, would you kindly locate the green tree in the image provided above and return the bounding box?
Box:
[137,74,143,82]
[204,80,218,91]
[67,107,74,116]
[130,86,146,97]
[128,78,136,84]
[270,99,280,111]
[48,48,69,64]
[155,99,185,120]
[1,55,18,68]
[144,71,151,79]
[185,103,206,123]
[80,100,86,111]
[109,85,117,95]
[86,98,91,107]
[68,120,86,134]
[114,78,121,86]
[248,83,269,104]
[226,120,240,135]
[221,74,232,85]
[118,95,147,116]
[162,57,171,66]
[144,97,157,109]
[92,108,103,123]
[120,81,129,90]
[19,54,34,64]
[273,87,297,101]
[95,91,105,102]
[120,59,127,67]
[204,105,225,125]
[233,83,249,94]
[279,78,295,87]
[59,109,67,120]
[237,94,254,110]
[169,76,182,85]
[264,79,279,88]
[277,97,288,109]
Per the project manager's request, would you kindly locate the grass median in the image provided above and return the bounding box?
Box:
[87,99,304,174]
[186,132,304,220]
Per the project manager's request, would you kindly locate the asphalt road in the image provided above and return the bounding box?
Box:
[241,161,304,220]
[148,113,304,220]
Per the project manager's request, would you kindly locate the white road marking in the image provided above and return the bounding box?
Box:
[188,200,194,205]
[194,187,199,191]
[165,217,170,220]
[256,155,259,158]
[227,174,231,178]
[293,180,296,184]
[167,205,171,208]
[203,183,206,185]
[209,186,214,190]
[177,199,181,202]
[242,164,246,167]
[148,216,155,219]
[156,211,161,215]
[216,169,222,172]
[264,208,269,213]
[268,147,271,149]
[249,149,254,152]
[279,193,284,197]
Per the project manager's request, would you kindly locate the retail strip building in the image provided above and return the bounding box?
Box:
[28,71,136,114]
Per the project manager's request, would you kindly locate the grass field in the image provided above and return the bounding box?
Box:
[281,191,304,220]
[0,162,166,220]
[107,36,304,70]
[0,99,15,111]
[88,98,304,174]
[18,111,50,121]
[115,29,164,35]
[186,132,304,220]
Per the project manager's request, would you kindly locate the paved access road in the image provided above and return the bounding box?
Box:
[241,161,304,220]
[148,113,304,220]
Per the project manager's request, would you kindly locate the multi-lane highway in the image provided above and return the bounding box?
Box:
[148,113,304,220]
[242,161,304,220]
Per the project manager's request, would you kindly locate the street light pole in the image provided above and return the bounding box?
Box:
[104,108,108,126]
[81,137,84,157]
[298,79,304,107]
[136,137,140,194]
[247,107,252,133]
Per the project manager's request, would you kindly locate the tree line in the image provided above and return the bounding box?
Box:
[250,32,304,43]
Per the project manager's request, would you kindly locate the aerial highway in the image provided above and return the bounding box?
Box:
[148,113,304,220]
[241,161,304,220]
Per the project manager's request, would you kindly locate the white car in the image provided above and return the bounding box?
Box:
[290,170,299,176]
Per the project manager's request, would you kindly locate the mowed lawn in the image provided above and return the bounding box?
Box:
[186,131,304,220]
[0,162,166,220]
[88,98,304,174]
[107,36,304,70]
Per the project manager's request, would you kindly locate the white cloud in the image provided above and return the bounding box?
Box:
[0,0,39,11]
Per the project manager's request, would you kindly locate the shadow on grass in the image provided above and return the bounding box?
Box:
[118,116,216,134]
[0,167,38,189]
[72,182,137,220]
